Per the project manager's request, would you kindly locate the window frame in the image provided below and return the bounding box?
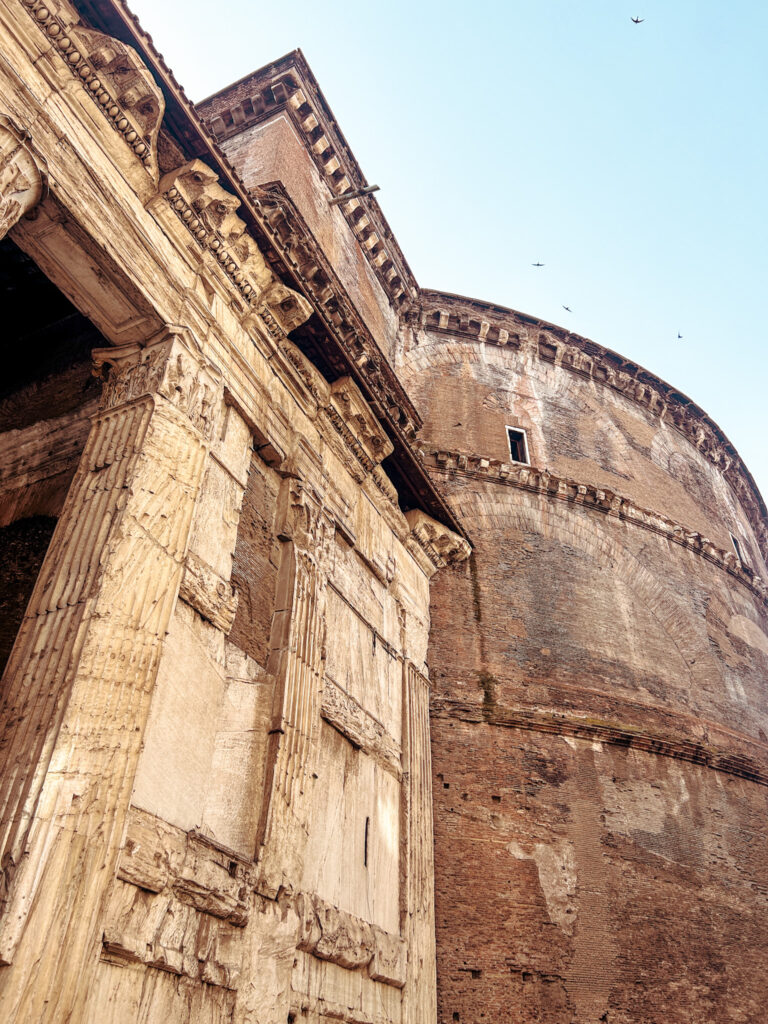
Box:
[505,425,530,466]
[729,531,746,564]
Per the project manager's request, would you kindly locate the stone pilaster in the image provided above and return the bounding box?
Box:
[255,478,334,898]
[401,661,438,1024]
[0,328,214,1023]
[0,116,45,239]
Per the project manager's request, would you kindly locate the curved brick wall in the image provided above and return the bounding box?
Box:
[404,336,765,571]
[400,322,768,1023]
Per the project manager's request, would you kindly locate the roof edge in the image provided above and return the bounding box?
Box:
[195,50,419,312]
[65,0,466,541]
[70,1,763,556]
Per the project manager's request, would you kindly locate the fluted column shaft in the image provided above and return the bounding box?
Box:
[0,328,215,1023]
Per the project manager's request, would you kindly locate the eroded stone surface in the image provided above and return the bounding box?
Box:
[0,3,765,1023]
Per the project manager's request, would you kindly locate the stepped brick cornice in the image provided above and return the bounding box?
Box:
[423,446,768,606]
[410,289,768,560]
[196,50,419,312]
[432,697,768,787]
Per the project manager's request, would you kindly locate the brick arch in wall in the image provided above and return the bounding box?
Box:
[452,487,708,672]
[401,335,631,434]
[437,486,768,759]
[402,336,606,444]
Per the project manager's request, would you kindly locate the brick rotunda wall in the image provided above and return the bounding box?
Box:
[399,321,768,1024]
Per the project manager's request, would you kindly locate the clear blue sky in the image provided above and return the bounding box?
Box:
[129,0,768,502]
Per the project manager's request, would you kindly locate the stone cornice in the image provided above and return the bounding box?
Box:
[246,186,467,538]
[0,114,46,237]
[68,1,754,554]
[115,806,406,989]
[196,50,418,312]
[69,1,419,433]
[424,447,768,606]
[404,509,472,578]
[250,182,421,438]
[66,0,465,541]
[158,160,312,329]
[20,0,165,178]
[410,289,768,560]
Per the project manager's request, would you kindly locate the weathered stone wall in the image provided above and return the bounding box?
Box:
[399,326,768,1023]
[0,4,466,1023]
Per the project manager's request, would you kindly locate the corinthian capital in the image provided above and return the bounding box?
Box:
[92,327,222,439]
[0,116,45,239]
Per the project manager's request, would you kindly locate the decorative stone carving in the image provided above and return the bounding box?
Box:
[109,806,408,1005]
[179,552,239,632]
[251,184,422,440]
[371,463,400,509]
[103,881,243,992]
[275,336,330,409]
[295,891,406,987]
[327,376,394,472]
[92,327,221,440]
[275,478,335,557]
[21,0,165,176]
[0,116,45,239]
[117,809,250,929]
[405,509,471,577]
[117,806,186,894]
[321,677,401,774]
[160,160,313,329]
[174,834,250,927]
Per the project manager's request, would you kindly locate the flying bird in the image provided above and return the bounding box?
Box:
[562,305,572,312]
[531,262,545,267]
[677,332,683,339]
[631,16,644,23]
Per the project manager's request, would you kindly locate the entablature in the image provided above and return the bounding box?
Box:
[8,0,466,543]
[424,445,768,607]
[46,0,757,560]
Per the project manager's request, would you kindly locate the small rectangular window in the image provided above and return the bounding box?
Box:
[730,532,747,564]
[506,426,530,465]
